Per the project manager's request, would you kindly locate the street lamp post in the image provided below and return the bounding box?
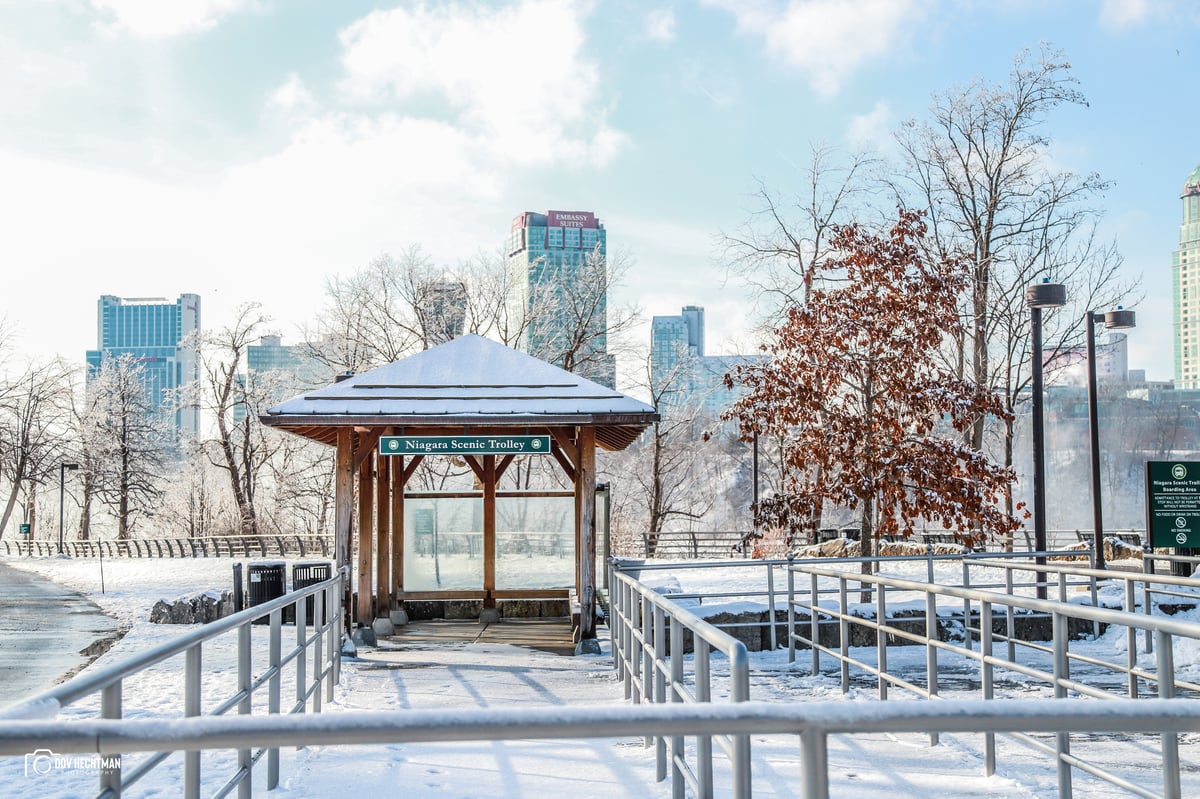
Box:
[58,462,79,555]
[1085,307,1136,571]
[1026,279,1066,600]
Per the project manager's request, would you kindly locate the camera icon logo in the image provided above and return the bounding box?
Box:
[25,748,57,776]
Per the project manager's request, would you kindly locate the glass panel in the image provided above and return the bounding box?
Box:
[402,496,484,591]
[496,496,575,590]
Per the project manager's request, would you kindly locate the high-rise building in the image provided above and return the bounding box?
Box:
[506,210,616,388]
[86,294,201,437]
[1174,162,1200,388]
[650,305,762,418]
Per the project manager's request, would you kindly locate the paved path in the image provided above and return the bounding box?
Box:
[0,560,119,710]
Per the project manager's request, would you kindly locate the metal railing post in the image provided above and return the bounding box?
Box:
[653,605,667,781]
[876,580,888,700]
[767,564,777,651]
[100,680,122,798]
[296,589,308,714]
[838,577,849,693]
[268,607,282,790]
[1157,629,1182,799]
[237,621,252,799]
[669,616,686,799]
[925,589,939,746]
[981,599,995,775]
[185,645,202,799]
[800,729,829,799]
[810,572,819,675]
[1125,580,1138,699]
[962,558,972,650]
[1005,568,1016,663]
[786,560,795,663]
[1052,611,1072,798]
[694,636,713,799]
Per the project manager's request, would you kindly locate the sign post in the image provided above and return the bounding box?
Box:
[1145,461,1200,575]
[18,523,30,537]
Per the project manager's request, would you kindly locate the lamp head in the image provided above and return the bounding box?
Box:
[1026,278,1067,309]
[63,463,80,471]
[1104,307,1136,330]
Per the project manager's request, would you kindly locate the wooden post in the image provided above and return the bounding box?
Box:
[375,454,390,619]
[576,426,597,649]
[335,429,354,636]
[357,449,374,625]
[483,454,497,611]
[392,456,404,599]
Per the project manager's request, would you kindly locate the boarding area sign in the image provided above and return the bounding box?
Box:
[1145,461,1200,548]
[379,435,552,456]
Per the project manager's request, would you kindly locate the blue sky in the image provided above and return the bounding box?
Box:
[1,0,1197,385]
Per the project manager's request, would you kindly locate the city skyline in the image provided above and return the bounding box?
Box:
[1,2,1198,391]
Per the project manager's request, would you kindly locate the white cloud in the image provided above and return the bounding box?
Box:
[1099,0,1151,29]
[846,100,892,152]
[266,73,316,116]
[337,0,624,167]
[89,0,252,38]
[704,0,922,97]
[645,8,677,42]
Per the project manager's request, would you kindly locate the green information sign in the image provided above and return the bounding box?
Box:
[18,523,30,536]
[379,435,552,456]
[1146,461,1200,548]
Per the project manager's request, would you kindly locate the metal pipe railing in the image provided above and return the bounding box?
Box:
[3,700,1199,799]
[0,567,347,799]
[609,567,751,799]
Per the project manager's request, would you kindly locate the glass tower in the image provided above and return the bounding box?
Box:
[86,294,201,437]
[650,305,762,418]
[1175,163,1200,388]
[506,210,615,388]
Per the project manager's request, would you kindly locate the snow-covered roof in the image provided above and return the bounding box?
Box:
[261,335,657,451]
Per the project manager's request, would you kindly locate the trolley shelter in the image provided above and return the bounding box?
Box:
[260,335,657,650]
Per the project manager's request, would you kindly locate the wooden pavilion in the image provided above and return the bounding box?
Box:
[259,335,657,652]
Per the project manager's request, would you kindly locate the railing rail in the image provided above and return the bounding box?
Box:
[0,566,347,799]
[609,565,751,799]
[0,535,334,559]
[3,700,1199,799]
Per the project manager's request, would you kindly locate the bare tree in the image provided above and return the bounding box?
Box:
[194,303,280,535]
[721,144,881,326]
[894,43,1135,465]
[0,358,74,538]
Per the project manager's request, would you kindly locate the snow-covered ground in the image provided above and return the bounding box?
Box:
[1,554,1197,797]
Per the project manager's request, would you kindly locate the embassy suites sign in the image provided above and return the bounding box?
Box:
[547,210,598,229]
[378,435,552,456]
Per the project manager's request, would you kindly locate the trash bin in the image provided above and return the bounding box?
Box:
[292,561,332,626]
[247,561,286,624]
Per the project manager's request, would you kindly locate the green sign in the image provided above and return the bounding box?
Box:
[379,435,552,456]
[18,523,30,536]
[1146,461,1200,548]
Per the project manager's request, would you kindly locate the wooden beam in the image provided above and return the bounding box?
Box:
[463,455,486,483]
[335,428,354,636]
[401,454,424,483]
[483,454,497,609]
[576,426,597,644]
[494,453,516,482]
[551,446,576,483]
[392,455,405,599]
[353,429,383,469]
[357,453,374,625]
[375,453,390,620]
[549,427,579,467]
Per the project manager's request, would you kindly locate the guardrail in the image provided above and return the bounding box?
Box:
[0,535,333,559]
[608,566,751,799]
[785,559,1200,798]
[0,566,347,799]
[3,700,1198,799]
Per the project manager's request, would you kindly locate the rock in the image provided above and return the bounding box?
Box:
[149,590,236,624]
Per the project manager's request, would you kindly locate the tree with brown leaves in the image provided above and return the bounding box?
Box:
[725,210,1021,569]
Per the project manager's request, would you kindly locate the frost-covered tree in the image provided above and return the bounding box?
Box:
[84,354,169,539]
[725,210,1021,568]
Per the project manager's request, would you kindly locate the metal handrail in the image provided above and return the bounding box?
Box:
[786,560,1200,798]
[3,700,1199,799]
[609,566,751,799]
[1,566,347,799]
